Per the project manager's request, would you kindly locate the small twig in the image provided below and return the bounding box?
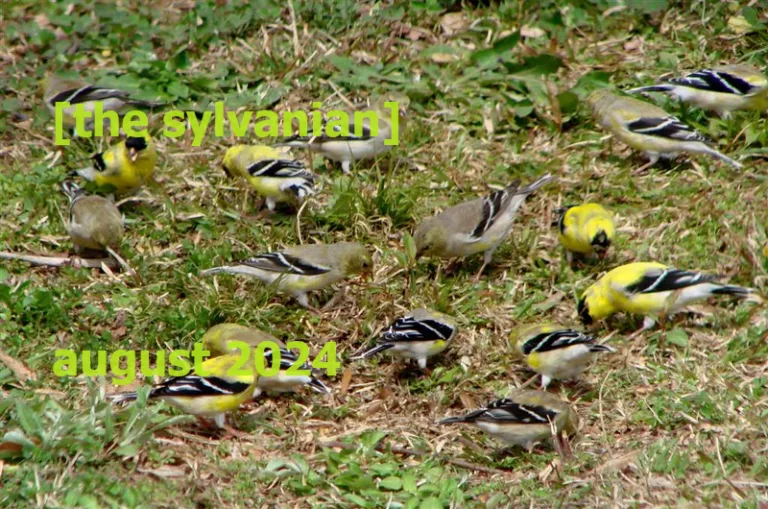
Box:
[0,251,117,269]
[106,247,140,283]
[286,0,301,59]
[296,199,309,244]
[318,440,508,475]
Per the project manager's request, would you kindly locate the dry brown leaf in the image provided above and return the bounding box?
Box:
[623,37,644,51]
[459,392,476,410]
[340,367,352,395]
[0,348,36,383]
[440,12,468,36]
[594,450,639,474]
[430,53,459,64]
[521,25,546,38]
[137,465,187,478]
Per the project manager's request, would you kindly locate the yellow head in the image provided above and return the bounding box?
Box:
[577,282,614,325]
[373,92,411,120]
[222,145,248,178]
[585,87,617,117]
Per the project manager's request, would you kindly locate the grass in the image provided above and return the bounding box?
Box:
[2,0,768,507]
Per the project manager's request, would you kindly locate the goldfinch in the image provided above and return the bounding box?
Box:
[201,242,372,308]
[438,390,577,452]
[199,324,329,394]
[556,203,616,262]
[201,323,286,357]
[277,94,410,173]
[352,308,457,369]
[513,324,615,389]
[578,261,760,331]
[627,64,768,118]
[587,88,743,171]
[61,181,124,253]
[256,346,331,394]
[44,74,162,130]
[109,354,259,428]
[75,135,157,193]
[222,145,315,211]
[414,174,554,280]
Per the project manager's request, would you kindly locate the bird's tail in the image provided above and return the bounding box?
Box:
[308,376,332,394]
[350,343,394,360]
[588,344,616,354]
[108,392,138,404]
[126,99,164,109]
[61,180,85,200]
[626,84,675,95]
[515,173,555,195]
[274,137,311,149]
[711,284,762,303]
[698,146,744,169]
[438,415,472,425]
[286,181,315,200]
[75,166,98,181]
[200,265,252,277]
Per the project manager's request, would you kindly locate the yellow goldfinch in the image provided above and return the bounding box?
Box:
[75,135,158,193]
[587,88,743,171]
[109,354,259,428]
[513,324,615,389]
[43,74,162,130]
[414,174,554,281]
[61,181,124,253]
[627,64,768,118]
[578,261,760,331]
[352,308,457,369]
[438,390,577,452]
[277,94,410,173]
[222,145,315,211]
[201,242,372,308]
[556,203,616,262]
[200,324,329,394]
[201,323,286,356]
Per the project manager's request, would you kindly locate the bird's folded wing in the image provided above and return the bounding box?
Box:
[380,317,456,342]
[626,117,708,142]
[287,119,374,144]
[668,69,756,96]
[480,400,560,424]
[152,375,251,397]
[246,159,313,180]
[622,268,719,295]
[240,252,331,275]
[50,85,130,106]
[521,330,594,354]
[469,187,509,240]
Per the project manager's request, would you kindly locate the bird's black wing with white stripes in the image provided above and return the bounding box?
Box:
[520,329,595,355]
[470,185,518,240]
[626,117,709,143]
[476,399,560,424]
[624,267,720,295]
[150,374,251,398]
[666,69,756,96]
[49,85,131,106]
[240,252,330,275]
[246,159,314,181]
[380,317,456,343]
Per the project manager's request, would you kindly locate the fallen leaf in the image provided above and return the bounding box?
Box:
[440,12,468,36]
[521,25,546,38]
[727,15,755,35]
[459,392,476,410]
[33,14,51,28]
[340,367,352,395]
[0,348,36,382]
[594,450,639,474]
[623,37,643,51]
[430,53,459,64]
[137,465,187,478]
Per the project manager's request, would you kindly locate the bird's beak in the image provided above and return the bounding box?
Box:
[399,107,408,119]
[129,147,138,162]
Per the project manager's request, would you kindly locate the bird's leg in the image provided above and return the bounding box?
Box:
[341,160,351,174]
[633,154,660,175]
[241,187,250,213]
[628,316,656,340]
[472,251,494,283]
[541,375,552,389]
[265,197,277,211]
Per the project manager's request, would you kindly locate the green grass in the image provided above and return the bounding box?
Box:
[2,0,768,507]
